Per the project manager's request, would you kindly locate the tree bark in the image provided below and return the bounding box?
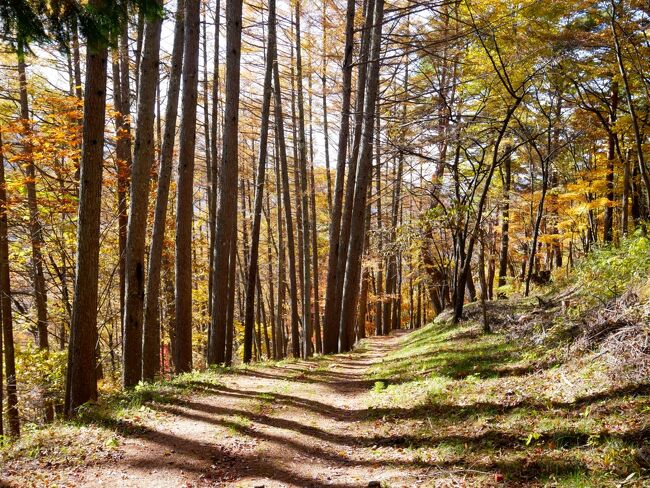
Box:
[273,53,301,359]
[338,0,385,352]
[497,147,512,294]
[65,2,109,414]
[122,1,162,387]
[175,0,201,374]
[294,0,312,358]
[143,0,184,382]
[208,0,243,365]
[16,44,49,351]
[321,0,332,214]
[322,0,356,354]
[0,130,19,436]
[335,0,376,351]
[611,2,650,216]
[603,81,618,243]
[243,0,275,363]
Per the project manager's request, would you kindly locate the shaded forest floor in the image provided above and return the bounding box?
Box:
[2,306,649,487]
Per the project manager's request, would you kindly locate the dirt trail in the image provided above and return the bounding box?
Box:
[79,332,427,487]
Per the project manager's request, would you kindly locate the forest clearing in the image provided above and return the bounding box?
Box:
[1,0,650,485]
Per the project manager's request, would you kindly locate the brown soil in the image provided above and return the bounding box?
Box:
[73,332,426,487]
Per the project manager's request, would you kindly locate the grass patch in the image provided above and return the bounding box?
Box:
[365,315,650,486]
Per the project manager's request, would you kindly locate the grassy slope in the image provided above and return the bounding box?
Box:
[365,313,649,487]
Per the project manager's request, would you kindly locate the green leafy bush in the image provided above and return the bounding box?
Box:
[15,346,67,423]
[572,232,650,307]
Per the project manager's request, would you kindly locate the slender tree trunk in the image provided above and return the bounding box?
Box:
[175,0,201,374]
[308,131,322,354]
[622,149,630,235]
[526,162,549,296]
[208,0,221,322]
[118,18,134,335]
[273,62,301,358]
[224,230,237,366]
[454,98,523,322]
[65,2,109,414]
[336,0,375,350]
[322,0,356,354]
[603,81,618,243]
[374,123,383,336]
[111,53,129,342]
[209,0,243,365]
[294,0,312,358]
[16,44,49,351]
[356,205,372,341]
[289,19,304,309]
[17,43,55,421]
[0,130,19,436]
[243,0,275,363]
[339,0,385,352]
[201,9,212,344]
[274,142,286,359]
[321,0,332,214]
[71,18,83,100]
[611,2,650,215]
[497,147,512,294]
[122,1,162,387]
[143,0,184,382]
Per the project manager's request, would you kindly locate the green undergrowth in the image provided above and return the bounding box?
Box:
[366,316,650,487]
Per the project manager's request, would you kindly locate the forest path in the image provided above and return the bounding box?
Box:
[80,331,426,487]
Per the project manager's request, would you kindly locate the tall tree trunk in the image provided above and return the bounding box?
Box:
[525,161,549,296]
[208,0,243,365]
[294,0,312,358]
[143,0,184,382]
[497,147,512,294]
[356,204,372,341]
[321,0,332,214]
[122,2,162,387]
[118,17,134,335]
[17,43,54,421]
[611,2,650,216]
[224,230,237,366]
[274,141,286,359]
[308,127,322,354]
[243,0,275,363]
[202,7,212,342]
[0,130,19,436]
[208,0,221,323]
[374,120,383,336]
[273,52,301,358]
[603,81,618,243]
[622,149,630,235]
[175,0,201,373]
[335,0,375,349]
[71,17,83,100]
[111,53,129,342]
[338,0,385,352]
[322,0,356,354]
[65,2,109,414]
[16,44,49,351]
